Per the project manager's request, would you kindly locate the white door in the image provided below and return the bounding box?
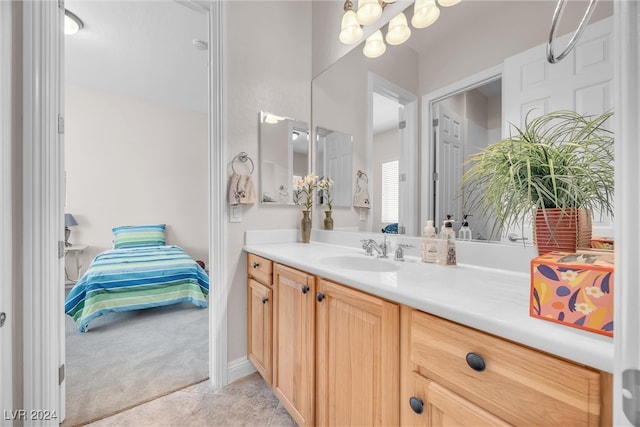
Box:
[503,16,613,241]
[324,131,352,207]
[435,104,464,231]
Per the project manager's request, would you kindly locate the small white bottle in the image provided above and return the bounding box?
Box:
[439,215,457,266]
[421,220,438,263]
[459,214,472,241]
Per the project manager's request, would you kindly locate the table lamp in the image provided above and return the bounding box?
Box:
[65,213,78,247]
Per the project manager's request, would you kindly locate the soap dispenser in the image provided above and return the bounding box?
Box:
[459,214,472,241]
[421,220,438,263]
[439,215,457,266]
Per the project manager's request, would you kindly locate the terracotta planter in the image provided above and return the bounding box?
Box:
[532,208,592,255]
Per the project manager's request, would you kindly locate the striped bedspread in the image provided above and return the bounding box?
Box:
[65,245,209,332]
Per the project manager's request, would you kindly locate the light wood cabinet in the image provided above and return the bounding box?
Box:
[246,254,273,385]
[246,253,612,427]
[272,263,316,427]
[401,306,612,426]
[315,278,399,426]
[247,278,272,384]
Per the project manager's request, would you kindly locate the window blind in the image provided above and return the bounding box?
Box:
[381,160,399,223]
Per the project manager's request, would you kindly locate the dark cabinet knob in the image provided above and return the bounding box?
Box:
[466,352,486,372]
[261,297,268,304]
[252,262,259,269]
[409,396,424,414]
[301,285,310,294]
[316,292,325,302]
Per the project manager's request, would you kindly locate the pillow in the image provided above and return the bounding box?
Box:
[112,224,166,249]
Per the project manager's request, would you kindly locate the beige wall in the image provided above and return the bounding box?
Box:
[225,1,312,362]
[65,84,209,267]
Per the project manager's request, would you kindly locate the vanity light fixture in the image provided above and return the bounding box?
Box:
[64,9,84,35]
[339,0,364,44]
[412,0,441,29]
[363,30,386,58]
[340,0,460,58]
[356,0,384,26]
[386,12,411,45]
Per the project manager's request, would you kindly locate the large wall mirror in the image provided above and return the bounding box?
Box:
[312,0,613,242]
[259,111,310,205]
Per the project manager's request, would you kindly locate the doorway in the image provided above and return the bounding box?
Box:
[368,73,418,236]
[422,65,503,241]
[18,1,226,420]
[431,78,502,240]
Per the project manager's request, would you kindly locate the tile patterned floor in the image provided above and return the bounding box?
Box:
[85,373,297,427]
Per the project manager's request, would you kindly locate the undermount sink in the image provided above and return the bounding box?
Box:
[319,255,400,272]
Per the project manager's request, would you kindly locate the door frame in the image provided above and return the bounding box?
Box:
[0,0,13,416]
[421,64,502,233]
[20,0,227,417]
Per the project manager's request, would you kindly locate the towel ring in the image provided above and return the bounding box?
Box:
[232,151,255,174]
[546,0,598,64]
[356,170,368,184]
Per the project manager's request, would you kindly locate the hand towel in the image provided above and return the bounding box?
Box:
[229,172,257,205]
[353,174,371,209]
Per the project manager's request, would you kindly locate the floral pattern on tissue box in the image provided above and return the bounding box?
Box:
[530,251,614,337]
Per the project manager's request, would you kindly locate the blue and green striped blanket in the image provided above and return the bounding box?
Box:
[65,245,209,332]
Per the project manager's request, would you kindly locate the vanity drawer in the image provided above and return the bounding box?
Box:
[409,311,603,426]
[247,253,273,286]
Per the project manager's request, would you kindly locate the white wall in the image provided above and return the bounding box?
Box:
[225,1,312,362]
[65,84,209,267]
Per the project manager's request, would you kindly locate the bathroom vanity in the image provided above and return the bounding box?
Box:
[245,237,613,426]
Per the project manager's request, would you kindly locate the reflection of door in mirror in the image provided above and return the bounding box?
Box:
[259,111,309,205]
[433,79,502,240]
[370,75,418,236]
[373,93,402,234]
[316,127,353,208]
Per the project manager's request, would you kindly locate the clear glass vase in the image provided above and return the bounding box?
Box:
[300,210,312,243]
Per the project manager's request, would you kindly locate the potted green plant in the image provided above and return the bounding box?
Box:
[462,110,614,255]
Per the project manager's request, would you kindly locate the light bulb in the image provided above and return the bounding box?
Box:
[438,0,461,6]
[411,0,440,29]
[386,12,411,45]
[339,9,364,44]
[363,30,386,58]
[357,0,382,26]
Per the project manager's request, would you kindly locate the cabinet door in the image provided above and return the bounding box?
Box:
[404,373,511,427]
[247,278,272,384]
[316,278,400,426]
[272,263,315,427]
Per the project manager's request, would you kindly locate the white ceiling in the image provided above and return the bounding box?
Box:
[65,0,209,113]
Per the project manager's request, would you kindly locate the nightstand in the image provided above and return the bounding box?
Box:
[65,244,88,285]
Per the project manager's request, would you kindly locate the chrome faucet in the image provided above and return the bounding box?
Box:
[361,236,389,258]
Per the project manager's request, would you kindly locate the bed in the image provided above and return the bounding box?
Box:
[64,224,209,332]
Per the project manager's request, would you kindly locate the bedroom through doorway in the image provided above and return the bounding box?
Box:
[62,2,211,425]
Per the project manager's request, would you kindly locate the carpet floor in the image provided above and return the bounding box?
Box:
[63,301,209,427]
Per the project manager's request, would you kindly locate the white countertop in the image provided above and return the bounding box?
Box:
[243,240,614,373]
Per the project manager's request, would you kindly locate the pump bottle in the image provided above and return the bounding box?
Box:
[439,215,457,266]
[421,220,438,263]
[459,214,472,241]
